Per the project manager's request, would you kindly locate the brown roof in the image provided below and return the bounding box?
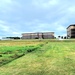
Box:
[67,24,75,29]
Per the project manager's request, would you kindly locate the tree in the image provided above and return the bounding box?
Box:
[61,36,63,39]
[64,36,67,39]
[58,36,60,38]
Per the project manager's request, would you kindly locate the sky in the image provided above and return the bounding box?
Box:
[0,0,75,38]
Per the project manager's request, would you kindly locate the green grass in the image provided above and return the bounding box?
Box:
[0,40,75,75]
[0,45,42,66]
[0,40,44,66]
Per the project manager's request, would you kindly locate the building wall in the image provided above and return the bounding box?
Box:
[21,32,54,39]
[67,25,75,38]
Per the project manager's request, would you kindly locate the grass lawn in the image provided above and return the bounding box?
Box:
[0,40,75,75]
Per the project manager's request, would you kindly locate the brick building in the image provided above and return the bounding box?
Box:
[21,32,54,39]
[67,24,75,38]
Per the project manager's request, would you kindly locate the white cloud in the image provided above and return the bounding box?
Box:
[0,20,5,24]
[12,32,20,35]
[0,23,21,37]
[32,0,59,9]
[0,0,20,13]
[0,20,10,32]
[0,0,12,4]
[48,0,59,5]
[0,0,12,8]
[56,25,66,32]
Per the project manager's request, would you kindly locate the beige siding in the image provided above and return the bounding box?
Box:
[67,25,75,38]
[22,32,54,39]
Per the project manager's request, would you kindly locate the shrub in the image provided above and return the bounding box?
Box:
[0,55,2,57]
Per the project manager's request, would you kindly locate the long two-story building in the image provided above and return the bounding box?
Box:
[21,32,54,39]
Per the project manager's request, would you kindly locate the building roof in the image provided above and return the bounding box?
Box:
[67,24,75,29]
[22,32,54,35]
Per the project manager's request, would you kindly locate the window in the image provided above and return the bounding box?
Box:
[71,29,75,31]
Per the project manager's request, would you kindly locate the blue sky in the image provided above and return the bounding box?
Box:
[0,0,75,38]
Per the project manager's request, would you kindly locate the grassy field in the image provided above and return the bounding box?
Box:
[0,40,44,66]
[0,40,75,75]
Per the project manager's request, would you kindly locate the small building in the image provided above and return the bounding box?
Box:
[67,24,75,38]
[21,32,54,39]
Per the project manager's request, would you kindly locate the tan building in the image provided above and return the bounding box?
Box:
[67,24,75,38]
[21,32,54,39]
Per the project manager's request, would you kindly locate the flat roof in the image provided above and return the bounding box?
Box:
[67,24,75,29]
[22,32,54,35]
